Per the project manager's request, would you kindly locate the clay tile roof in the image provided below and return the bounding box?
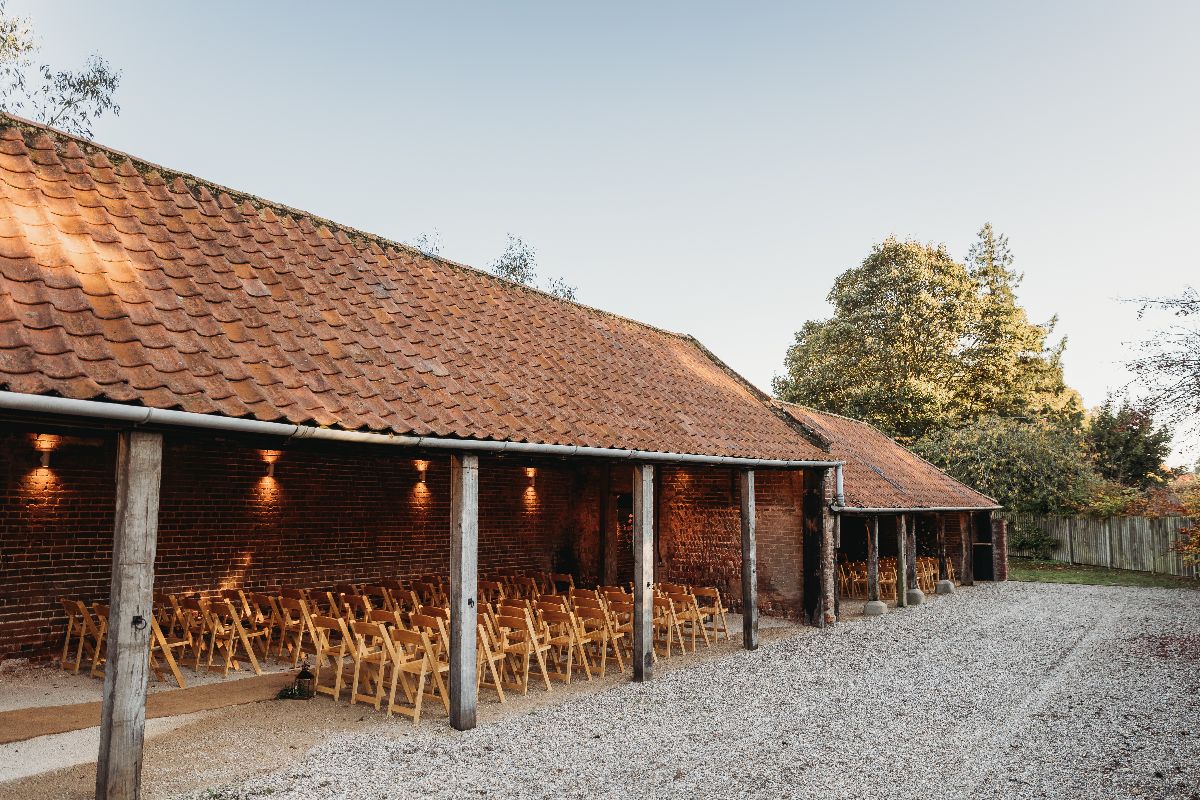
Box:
[777,403,997,509]
[0,114,830,461]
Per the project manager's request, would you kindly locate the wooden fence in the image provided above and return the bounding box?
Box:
[1005,514,1198,578]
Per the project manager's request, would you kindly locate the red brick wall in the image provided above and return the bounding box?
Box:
[0,419,817,661]
[657,466,806,618]
[0,423,579,661]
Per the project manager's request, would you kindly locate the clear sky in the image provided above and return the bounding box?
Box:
[12,1,1198,460]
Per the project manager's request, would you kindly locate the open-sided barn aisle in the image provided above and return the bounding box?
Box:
[162,582,1197,800]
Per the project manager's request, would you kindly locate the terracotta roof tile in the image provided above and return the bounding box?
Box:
[0,115,829,461]
[778,403,996,509]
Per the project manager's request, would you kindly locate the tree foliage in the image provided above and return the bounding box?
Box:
[1085,396,1173,489]
[912,416,1098,514]
[1127,287,1199,446]
[774,227,1078,441]
[0,2,120,138]
[490,233,577,300]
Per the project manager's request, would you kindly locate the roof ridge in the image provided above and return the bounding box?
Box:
[0,112,696,344]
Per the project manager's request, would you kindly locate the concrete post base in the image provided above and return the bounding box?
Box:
[935,580,955,595]
[863,600,888,616]
[906,588,925,606]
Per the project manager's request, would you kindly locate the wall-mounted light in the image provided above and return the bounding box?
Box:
[415,459,430,484]
[525,466,537,487]
[33,434,59,468]
[261,449,281,478]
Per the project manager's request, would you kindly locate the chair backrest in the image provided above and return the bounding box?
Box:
[390,626,435,664]
[692,587,722,605]
[280,588,307,601]
[351,620,391,656]
[310,614,349,651]
[368,608,402,627]
[417,605,450,621]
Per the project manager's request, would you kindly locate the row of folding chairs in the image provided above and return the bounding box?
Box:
[838,556,955,600]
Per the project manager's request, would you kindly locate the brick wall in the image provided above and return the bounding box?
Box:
[0,419,818,662]
[0,422,579,661]
[657,466,806,618]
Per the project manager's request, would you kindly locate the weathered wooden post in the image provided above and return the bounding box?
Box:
[864,515,887,616]
[631,463,654,681]
[820,467,838,626]
[449,453,479,731]
[739,469,758,650]
[935,515,954,595]
[904,513,924,605]
[960,511,975,586]
[96,431,163,800]
[895,514,908,608]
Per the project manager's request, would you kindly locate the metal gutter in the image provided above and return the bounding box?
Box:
[0,391,842,470]
[834,505,1002,514]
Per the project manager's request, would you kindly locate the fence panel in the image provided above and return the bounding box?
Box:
[1006,514,1197,578]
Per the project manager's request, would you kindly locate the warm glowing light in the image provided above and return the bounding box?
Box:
[525,467,537,478]
[415,459,430,483]
[261,450,281,478]
[32,433,59,468]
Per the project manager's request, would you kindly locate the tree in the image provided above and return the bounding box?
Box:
[489,233,578,300]
[913,416,1098,514]
[407,230,441,257]
[774,228,1080,441]
[0,2,120,138]
[959,224,1076,421]
[1127,287,1199,444]
[774,237,977,440]
[1085,396,1173,488]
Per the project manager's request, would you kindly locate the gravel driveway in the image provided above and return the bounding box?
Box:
[187,582,1200,800]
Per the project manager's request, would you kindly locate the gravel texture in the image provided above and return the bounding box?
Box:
[102,584,1200,798]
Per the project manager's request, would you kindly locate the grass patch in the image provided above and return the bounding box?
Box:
[1009,557,1199,589]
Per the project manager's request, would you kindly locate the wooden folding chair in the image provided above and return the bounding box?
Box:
[494,607,553,694]
[653,596,686,658]
[538,607,589,683]
[59,598,99,673]
[88,603,112,677]
[666,591,710,651]
[570,604,620,677]
[149,616,188,688]
[349,620,393,710]
[548,572,575,593]
[311,614,352,701]
[386,626,447,722]
[201,597,265,676]
[692,587,730,642]
[476,622,507,703]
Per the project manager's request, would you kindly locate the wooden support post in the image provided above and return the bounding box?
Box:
[961,512,975,586]
[631,463,654,682]
[599,466,613,585]
[937,515,949,581]
[449,453,479,731]
[739,469,757,650]
[905,514,918,589]
[832,512,841,622]
[96,431,163,800]
[895,514,908,608]
[820,467,838,626]
[866,515,880,602]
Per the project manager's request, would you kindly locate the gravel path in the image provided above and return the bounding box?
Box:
[183,582,1199,800]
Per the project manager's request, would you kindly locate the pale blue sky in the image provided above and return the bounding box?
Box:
[13,1,1198,460]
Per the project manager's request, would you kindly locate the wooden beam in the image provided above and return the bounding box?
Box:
[598,465,613,585]
[905,514,918,590]
[895,514,908,608]
[820,466,838,626]
[961,511,975,586]
[96,430,163,800]
[937,515,949,581]
[631,463,654,682]
[449,453,479,731]
[866,515,881,602]
[739,469,757,650]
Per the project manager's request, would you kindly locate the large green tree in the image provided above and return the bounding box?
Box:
[773,237,976,440]
[1085,397,1173,488]
[959,224,1075,421]
[774,226,1079,441]
[913,416,1098,514]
